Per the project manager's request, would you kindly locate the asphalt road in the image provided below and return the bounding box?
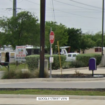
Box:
[0,80,105,89]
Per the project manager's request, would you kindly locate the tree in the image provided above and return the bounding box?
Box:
[66,28,82,52]
[92,32,105,47]
[0,11,40,48]
[45,21,68,52]
[0,32,6,47]
[80,35,95,53]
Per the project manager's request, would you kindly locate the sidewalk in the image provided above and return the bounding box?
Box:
[0,95,105,105]
[51,67,105,75]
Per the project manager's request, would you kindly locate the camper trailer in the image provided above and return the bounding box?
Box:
[0,45,15,63]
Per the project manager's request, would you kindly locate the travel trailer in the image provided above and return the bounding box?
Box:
[0,45,15,63]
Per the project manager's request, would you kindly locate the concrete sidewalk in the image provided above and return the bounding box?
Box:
[1,98,105,105]
[51,67,105,75]
[0,95,105,105]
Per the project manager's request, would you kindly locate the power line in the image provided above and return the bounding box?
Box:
[54,9,101,19]
[54,0,101,11]
[19,7,101,20]
[22,0,102,19]
[69,0,102,9]
[25,0,40,5]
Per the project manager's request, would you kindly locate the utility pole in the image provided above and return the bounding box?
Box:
[102,0,104,55]
[13,0,16,17]
[39,0,46,78]
[100,0,105,67]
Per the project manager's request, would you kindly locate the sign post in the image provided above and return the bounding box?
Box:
[15,46,26,62]
[49,31,55,78]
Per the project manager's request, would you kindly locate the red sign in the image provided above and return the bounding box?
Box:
[49,31,55,44]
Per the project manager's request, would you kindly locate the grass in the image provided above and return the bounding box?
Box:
[0,89,105,96]
[0,63,28,71]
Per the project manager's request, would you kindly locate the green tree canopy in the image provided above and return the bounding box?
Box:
[0,11,40,48]
[45,21,68,52]
[80,35,96,53]
[92,32,105,47]
[66,28,82,52]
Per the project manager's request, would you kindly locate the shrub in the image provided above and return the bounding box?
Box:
[62,62,71,69]
[25,55,39,71]
[70,60,85,68]
[2,69,32,79]
[16,70,32,78]
[51,55,66,69]
[25,54,66,70]
[2,69,49,79]
[76,54,102,67]
[32,69,49,78]
[74,71,84,76]
[2,69,16,79]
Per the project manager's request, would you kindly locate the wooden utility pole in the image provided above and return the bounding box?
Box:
[102,0,104,55]
[13,0,16,17]
[39,0,46,77]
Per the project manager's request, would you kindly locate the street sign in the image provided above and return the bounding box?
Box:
[49,31,55,44]
[49,57,54,63]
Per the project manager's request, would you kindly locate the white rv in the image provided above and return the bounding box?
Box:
[60,46,79,62]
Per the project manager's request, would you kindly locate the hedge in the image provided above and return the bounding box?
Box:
[25,54,66,71]
[76,54,102,67]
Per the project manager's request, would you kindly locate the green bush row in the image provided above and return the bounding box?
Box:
[25,54,66,71]
[76,54,102,67]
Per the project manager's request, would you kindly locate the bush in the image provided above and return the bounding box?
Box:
[2,69,32,79]
[2,69,16,79]
[32,69,49,78]
[25,54,66,70]
[16,70,32,78]
[70,61,85,68]
[25,55,39,71]
[2,69,49,79]
[62,62,71,69]
[76,54,102,67]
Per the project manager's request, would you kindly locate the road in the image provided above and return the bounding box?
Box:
[0,67,105,89]
[0,80,105,89]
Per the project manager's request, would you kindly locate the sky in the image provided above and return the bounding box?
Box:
[0,0,104,34]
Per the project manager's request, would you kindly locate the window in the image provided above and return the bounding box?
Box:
[73,54,76,57]
[68,54,71,57]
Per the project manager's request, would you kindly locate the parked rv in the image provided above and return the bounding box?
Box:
[0,45,15,63]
